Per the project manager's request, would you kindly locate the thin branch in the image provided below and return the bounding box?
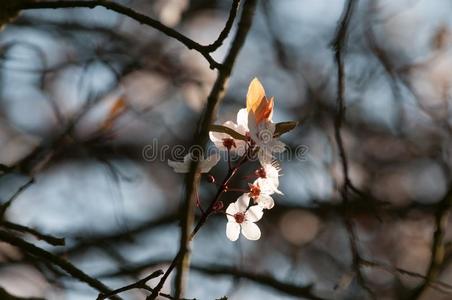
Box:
[204,0,241,52]
[1,221,65,246]
[361,259,452,294]
[192,264,327,300]
[0,178,34,217]
[97,270,163,300]
[17,0,240,69]
[96,259,327,300]
[408,187,452,299]
[331,0,374,298]
[0,230,121,300]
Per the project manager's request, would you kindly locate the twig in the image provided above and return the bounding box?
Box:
[204,0,241,52]
[96,259,327,300]
[97,270,163,300]
[331,0,375,298]
[16,0,243,69]
[0,178,34,217]
[192,264,327,300]
[361,259,452,294]
[0,230,121,300]
[1,221,65,246]
[408,187,452,299]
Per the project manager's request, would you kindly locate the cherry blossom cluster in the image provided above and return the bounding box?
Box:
[168,78,296,241]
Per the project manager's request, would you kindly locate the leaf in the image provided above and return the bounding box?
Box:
[209,125,247,141]
[274,121,298,137]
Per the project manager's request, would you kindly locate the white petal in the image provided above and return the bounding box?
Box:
[183,153,193,163]
[200,153,220,173]
[256,194,274,209]
[167,160,189,173]
[236,108,249,130]
[245,205,263,222]
[258,149,274,165]
[241,222,261,240]
[209,131,226,149]
[226,222,240,241]
[226,202,238,221]
[236,194,250,212]
[270,139,286,153]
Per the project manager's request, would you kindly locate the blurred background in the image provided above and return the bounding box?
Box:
[1,0,452,299]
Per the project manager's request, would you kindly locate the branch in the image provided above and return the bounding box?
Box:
[361,259,452,294]
[0,178,34,217]
[0,230,121,300]
[1,221,65,246]
[408,187,452,299]
[96,259,327,300]
[191,264,327,300]
[331,0,374,298]
[16,0,245,69]
[204,0,241,52]
[172,1,257,298]
[97,270,163,300]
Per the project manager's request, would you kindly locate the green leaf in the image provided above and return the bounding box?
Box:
[274,121,298,137]
[209,125,247,141]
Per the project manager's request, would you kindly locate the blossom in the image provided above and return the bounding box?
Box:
[209,120,247,155]
[168,153,220,173]
[255,161,283,195]
[247,182,274,209]
[245,78,286,165]
[225,194,263,241]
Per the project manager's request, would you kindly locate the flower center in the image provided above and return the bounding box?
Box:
[222,138,236,149]
[255,167,266,178]
[234,212,246,223]
[248,184,261,199]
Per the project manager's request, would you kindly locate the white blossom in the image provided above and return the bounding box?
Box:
[255,162,283,195]
[168,153,220,173]
[209,120,247,155]
[225,194,263,241]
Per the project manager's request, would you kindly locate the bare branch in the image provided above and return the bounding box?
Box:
[1,221,65,246]
[0,230,121,300]
[408,187,452,299]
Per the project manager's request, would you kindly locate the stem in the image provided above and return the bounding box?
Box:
[147,151,250,300]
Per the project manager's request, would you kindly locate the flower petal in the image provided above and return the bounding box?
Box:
[236,108,249,130]
[246,78,266,113]
[245,205,263,222]
[256,194,274,209]
[241,222,261,240]
[236,193,250,212]
[226,222,240,241]
[226,202,238,221]
[200,153,220,173]
[167,160,189,173]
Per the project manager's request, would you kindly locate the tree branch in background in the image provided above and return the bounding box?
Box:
[409,187,452,299]
[204,0,241,52]
[0,178,34,217]
[0,230,121,300]
[97,270,163,300]
[1,221,65,246]
[16,0,241,70]
[331,0,375,298]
